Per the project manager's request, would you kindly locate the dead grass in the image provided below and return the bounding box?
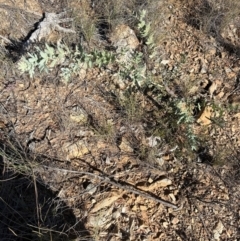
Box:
[94,0,142,30]
[184,0,240,38]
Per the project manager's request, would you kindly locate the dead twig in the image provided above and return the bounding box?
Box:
[0,35,12,44]
[37,165,179,209]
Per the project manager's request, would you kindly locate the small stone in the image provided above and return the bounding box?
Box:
[163,222,168,228]
[213,221,224,241]
[169,193,176,202]
[140,205,148,211]
[156,178,172,187]
[70,113,88,123]
[85,183,97,195]
[148,177,154,183]
[63,140,89,159]
[171,217,179,225]
[132,205,138,211]
[197,106,213,125]
[161,60,170,65]
[119,137,133,153]
[147,136,161,147]
[110,24,139,50]
[200,66,207,74]
[18,83,25,88]
[121,206,128,214]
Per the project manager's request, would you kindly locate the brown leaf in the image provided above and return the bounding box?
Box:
[197,106,213,125]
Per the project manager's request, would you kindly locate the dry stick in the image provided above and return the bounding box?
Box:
[39,165,178,209]
[0,34,12,44]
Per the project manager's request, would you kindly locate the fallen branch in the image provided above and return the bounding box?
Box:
[23,11,75,48]
[36,165,179,209]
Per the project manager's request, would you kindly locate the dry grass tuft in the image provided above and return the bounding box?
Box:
[184,0,240,40]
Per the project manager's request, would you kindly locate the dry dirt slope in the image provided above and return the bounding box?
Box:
[0,0,240,240]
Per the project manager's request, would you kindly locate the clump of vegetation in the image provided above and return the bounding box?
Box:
[17,8,201,158]
[18,43,114,82]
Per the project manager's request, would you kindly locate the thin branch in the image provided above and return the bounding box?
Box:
[36,165,179,209]
[0,34,12,44]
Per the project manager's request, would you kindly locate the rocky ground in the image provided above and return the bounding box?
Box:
[0,0,240,240]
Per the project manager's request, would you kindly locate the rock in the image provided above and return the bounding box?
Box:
[197,106,213,125]
[156,178,172,187]
[163,222,168,228]
[140,205,148,211]
[213,221,224,240]
[161,60,170,65]
[63,140,89,159]
[110,24,139,50]
[70,113,88,124]
[142,178,172,191]
[147,136,161,147]
[169,193,176,202]
[119,137,133,153]
[148,177,154,183]
[171,217,179,225]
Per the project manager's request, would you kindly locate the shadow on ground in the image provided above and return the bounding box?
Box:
[0,141,90,241]
[184,0,240,58]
